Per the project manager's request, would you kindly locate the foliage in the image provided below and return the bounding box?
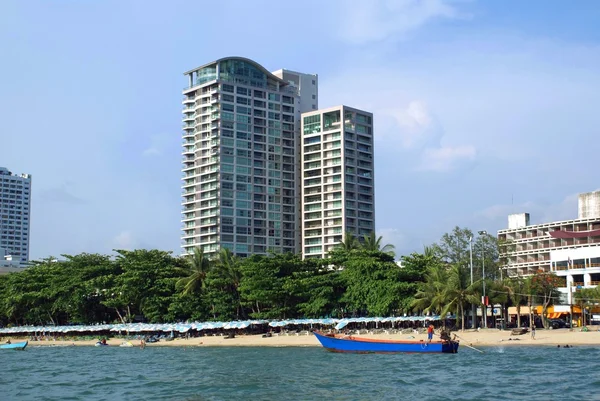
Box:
[529,271,562,328]
[0,226,570,328]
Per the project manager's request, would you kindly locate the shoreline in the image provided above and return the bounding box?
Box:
[7,328,600,348]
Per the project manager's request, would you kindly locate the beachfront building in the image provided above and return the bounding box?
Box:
[180,57,317,258]
[498,190,600,306]
[300,106,375,259]
[0,167,32,267]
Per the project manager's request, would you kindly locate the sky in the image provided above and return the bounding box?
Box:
[1,0,600,260]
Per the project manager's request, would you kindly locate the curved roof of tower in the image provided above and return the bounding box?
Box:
[183,56,286,84]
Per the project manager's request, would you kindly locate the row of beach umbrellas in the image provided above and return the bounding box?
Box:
[0,316,444,335]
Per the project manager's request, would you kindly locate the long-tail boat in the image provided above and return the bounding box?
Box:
[313,332,458,354]
[0,341,28,350]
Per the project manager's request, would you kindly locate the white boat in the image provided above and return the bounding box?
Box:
[119,341,134,347]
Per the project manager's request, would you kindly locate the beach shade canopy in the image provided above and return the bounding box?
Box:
[0,316,445,335]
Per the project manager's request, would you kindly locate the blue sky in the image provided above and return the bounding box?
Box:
[1,0,599,260]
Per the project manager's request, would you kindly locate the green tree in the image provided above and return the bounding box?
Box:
[340,251,401,316]
[176,247,212,295]
[505,276,527,327]
[530,271,562,328]
[434,226,474,265]
[440,265,481,331]
[212,247,243,318]
[238,253,305,319]
[398,251,436,313]
[337,232,360,252]
[411,263,448,315]
[102,249,185,323]
[573,287,599,327]
[361,232,395,257]
[294,259,344,318]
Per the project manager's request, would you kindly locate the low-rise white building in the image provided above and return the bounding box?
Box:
[498,190,600,304]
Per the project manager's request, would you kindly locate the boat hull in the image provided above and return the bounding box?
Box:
[313,332,458,354]
[0,341,28,350]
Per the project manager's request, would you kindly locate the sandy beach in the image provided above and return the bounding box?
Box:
[8,328,600,348]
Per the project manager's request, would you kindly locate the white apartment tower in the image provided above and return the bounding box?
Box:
[300,106,375,259]
[181,57,317,257]
[0,167,32,266]
[272,68,319,252]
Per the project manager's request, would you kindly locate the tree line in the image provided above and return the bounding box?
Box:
[0,228,582,329]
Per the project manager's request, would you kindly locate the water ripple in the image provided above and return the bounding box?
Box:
[1,345,597,400]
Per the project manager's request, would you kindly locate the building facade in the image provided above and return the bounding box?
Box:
[0,167,32,266]
[272,69,318,115]
[498,190,600,303]
[180,57,317,258]
[300,106,375,259]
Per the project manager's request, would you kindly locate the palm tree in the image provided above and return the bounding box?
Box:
[361,232,395,257]
[440,264,480,331]
[574,287,599,327]
[423,245,437,258]
[177,247,212,295]
[486,279,510,328]
[411,263,448,315]
[506,276,527,327]
[213,247,243,318]
[337,232,360,251]
[524,276,537,328]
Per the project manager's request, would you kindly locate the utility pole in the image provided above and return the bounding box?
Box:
[478,230,488,329]
[482,245,486,328]
[469,236,475,329]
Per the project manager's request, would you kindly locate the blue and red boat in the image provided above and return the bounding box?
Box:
[313,332,459,354]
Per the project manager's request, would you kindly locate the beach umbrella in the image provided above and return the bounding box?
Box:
[335,319,349,330]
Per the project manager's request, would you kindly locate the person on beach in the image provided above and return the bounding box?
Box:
[531,324,536,339]
[427,324,434,343]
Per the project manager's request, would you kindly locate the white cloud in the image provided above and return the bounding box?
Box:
[39,183,87,205]
[142,133,172,157]
[419,145,476,172]
[112,231,135,250]
[383,101,440,148]
[142,147,160,156]
[337,0,459,44]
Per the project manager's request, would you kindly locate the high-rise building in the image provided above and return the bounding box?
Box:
[272,68,319,254]
[300,106,375,259]
[271,69,319,114]
[180,57,317,258]
[0,167,32,266]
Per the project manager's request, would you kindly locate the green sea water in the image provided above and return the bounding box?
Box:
[2,344,599,400]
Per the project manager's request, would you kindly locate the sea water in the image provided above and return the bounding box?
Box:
[1,345,599,400]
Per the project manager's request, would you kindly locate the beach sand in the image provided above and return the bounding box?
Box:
[8,328,600,348]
